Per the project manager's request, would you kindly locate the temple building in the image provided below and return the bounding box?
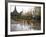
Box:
[11,6,19,16]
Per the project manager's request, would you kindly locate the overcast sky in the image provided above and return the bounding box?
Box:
[11,5,35,14]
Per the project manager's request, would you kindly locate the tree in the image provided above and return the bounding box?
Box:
[34,7,41,16]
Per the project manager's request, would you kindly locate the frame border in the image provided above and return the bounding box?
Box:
[5,1,45,37]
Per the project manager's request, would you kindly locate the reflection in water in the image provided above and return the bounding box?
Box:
[11,19,41,31]
[11,6,41,31]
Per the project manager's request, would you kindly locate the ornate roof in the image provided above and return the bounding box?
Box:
[11,6,19,16]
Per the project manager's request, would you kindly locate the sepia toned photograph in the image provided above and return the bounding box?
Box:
[11,6,41,31]
[7,1,45,35]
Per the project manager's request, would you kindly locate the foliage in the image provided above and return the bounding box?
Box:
[11,7,41,20]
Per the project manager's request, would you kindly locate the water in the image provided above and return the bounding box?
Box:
[11,24,33,31]
[11,19,41,31]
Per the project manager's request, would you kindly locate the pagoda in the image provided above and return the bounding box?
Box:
[11,6,19,16]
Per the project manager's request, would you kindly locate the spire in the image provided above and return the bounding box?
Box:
[12,6,19,16]
[13,6,17,13]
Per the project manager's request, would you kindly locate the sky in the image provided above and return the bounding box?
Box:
[11,5,35,14]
